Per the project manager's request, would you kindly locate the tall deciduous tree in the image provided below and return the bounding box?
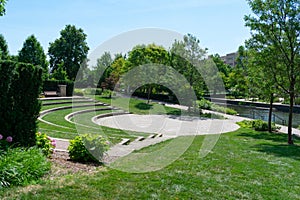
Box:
[227,46,249,98]
[245,0,300,144]
[127,44,170,103]
[0,34,9,60]
[48,25,89,81]
[18,35,49,81]
[170,34,207,104]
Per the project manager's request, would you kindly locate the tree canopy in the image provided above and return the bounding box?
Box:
[18,35,49,80]
[0,34,9,60]
[48,25,89,81]
[0,0,7,16]
[245,0,300,144]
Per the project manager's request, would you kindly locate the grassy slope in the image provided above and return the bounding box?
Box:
[1,128,300,199]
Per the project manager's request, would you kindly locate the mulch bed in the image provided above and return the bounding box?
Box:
[48,151,103,177]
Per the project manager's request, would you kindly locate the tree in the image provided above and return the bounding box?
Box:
[126,44,170,103]
[94,52,113,87]
[0,34,9,60]
[48,25,89,81]
[227,46,249,98]
[245,0,300,144]
[247,47,279,133]
[210,54,232,91]
[170,34,207,107]
[18,35,49,81]
[0,0,7,16]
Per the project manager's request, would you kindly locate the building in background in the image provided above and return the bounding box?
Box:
[221,52,238,67]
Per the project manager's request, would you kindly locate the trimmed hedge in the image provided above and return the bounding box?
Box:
[43,80,74,96]
[0,60,42,147]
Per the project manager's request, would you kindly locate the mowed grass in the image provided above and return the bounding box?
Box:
[1,128,300,199]
[38,101,148,140]
[94,95,181,115]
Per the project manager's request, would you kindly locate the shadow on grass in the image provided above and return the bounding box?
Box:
[134,102,153,110]
[238,128,300,160]
[238,130,289,143]
[251,143,300,160]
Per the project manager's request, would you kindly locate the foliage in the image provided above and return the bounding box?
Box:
[3,130,300,199]
[237,119,279,131]
[0,134,13,151]
[73,88,84,96]
[227,46,249,98]
[245,0,300,144]
[0,147,51,188]
[0,61,42,147]
[18,35,49,81]
[0,0,7,16]
[48,25,89,81]
[68,134,110,163]
[0,34,9,60]
[35,132,56,157]
[198,98,237,115]
[170,34,207,98]
[43,80,74,96]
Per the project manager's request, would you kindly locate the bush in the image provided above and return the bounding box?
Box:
[197,98,237,115]
[68,134,110,163]
[252,120,269,131]
[237,120,279,131]
[35,132,56,157]
[198,98,212,110]
[0,61,42,147]
[0,147,51,188]
[73,88,84,96]
[43,80,74,96]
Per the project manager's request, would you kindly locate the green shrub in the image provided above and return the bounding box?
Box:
[68,134,110,163]
[35,132,56,157]
[252,120,269,131]
[73,88,84,96]
[0,61,42,147]
[197,98,237,115]
[198,98,212,110]
[0,147,51,188]
[211,104,238,115]
[43,80,74,96]
[237,120,279,131]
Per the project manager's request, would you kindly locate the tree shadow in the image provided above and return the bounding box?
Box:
[134,102,153,110]
[251,143,300,160]
[238,129,300,160]
[238,130,290,143]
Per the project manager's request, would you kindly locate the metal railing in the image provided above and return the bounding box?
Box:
[250,110,286,125]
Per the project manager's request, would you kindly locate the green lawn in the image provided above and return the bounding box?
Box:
[38,100,149,140]
[94,95,181,115]
[1,128,300,199]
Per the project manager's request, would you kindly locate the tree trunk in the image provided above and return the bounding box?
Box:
[147,85,152,104]
[288,91,294,145]
[268,93,274,133]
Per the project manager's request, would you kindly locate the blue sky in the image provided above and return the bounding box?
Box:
[0,0,252,57]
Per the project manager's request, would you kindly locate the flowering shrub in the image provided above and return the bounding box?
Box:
[0,134,13,151]
[68,134,110,163]
[36,132,56,157]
